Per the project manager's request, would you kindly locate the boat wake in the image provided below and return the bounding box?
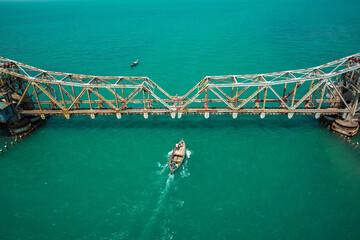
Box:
[186,149,192,158]
[143,148,193,238]
[141,174,175,239]
[179,157,191,178]
[157,149,175,175]
[156,161,169,175]
[155,175,174,213]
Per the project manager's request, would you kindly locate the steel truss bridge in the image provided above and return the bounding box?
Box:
[0,54,359,121]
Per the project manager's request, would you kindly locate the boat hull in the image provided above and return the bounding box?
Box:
[170,160,184,175]
[169,140,186,174]
[131,60,138,67]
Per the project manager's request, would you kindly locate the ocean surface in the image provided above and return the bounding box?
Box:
[1,0,360,239]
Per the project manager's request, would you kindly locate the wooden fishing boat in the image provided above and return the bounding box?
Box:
[169,139,186,175]
[131,60,138,67]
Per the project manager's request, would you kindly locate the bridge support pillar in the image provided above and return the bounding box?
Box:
[331,119,359,137]
[6,115,45,137]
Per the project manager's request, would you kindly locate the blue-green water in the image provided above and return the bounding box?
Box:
[1,0,360,239]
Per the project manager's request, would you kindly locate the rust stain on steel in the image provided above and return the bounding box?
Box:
[0,54,359,119]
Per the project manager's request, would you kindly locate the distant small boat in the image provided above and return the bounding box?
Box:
[131,60,138,67]
[169,139,186,174]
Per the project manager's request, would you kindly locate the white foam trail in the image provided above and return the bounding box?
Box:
[180,168,190,178]
[158,148,175,175]
[156,161,169,175]
[158,149,174,175]
[141,175,174,238]
[180,160,190,178]
[157,162,164,168]
[186,149,192,158]
[159,175,174,199]
[161,224,174,240]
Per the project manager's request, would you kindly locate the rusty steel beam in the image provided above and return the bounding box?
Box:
[0,53,359,120]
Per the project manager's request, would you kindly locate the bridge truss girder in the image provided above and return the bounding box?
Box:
[179,53,360,119]
[0,53,359,120]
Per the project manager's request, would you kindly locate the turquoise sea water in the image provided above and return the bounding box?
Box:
[1,0,360,239]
